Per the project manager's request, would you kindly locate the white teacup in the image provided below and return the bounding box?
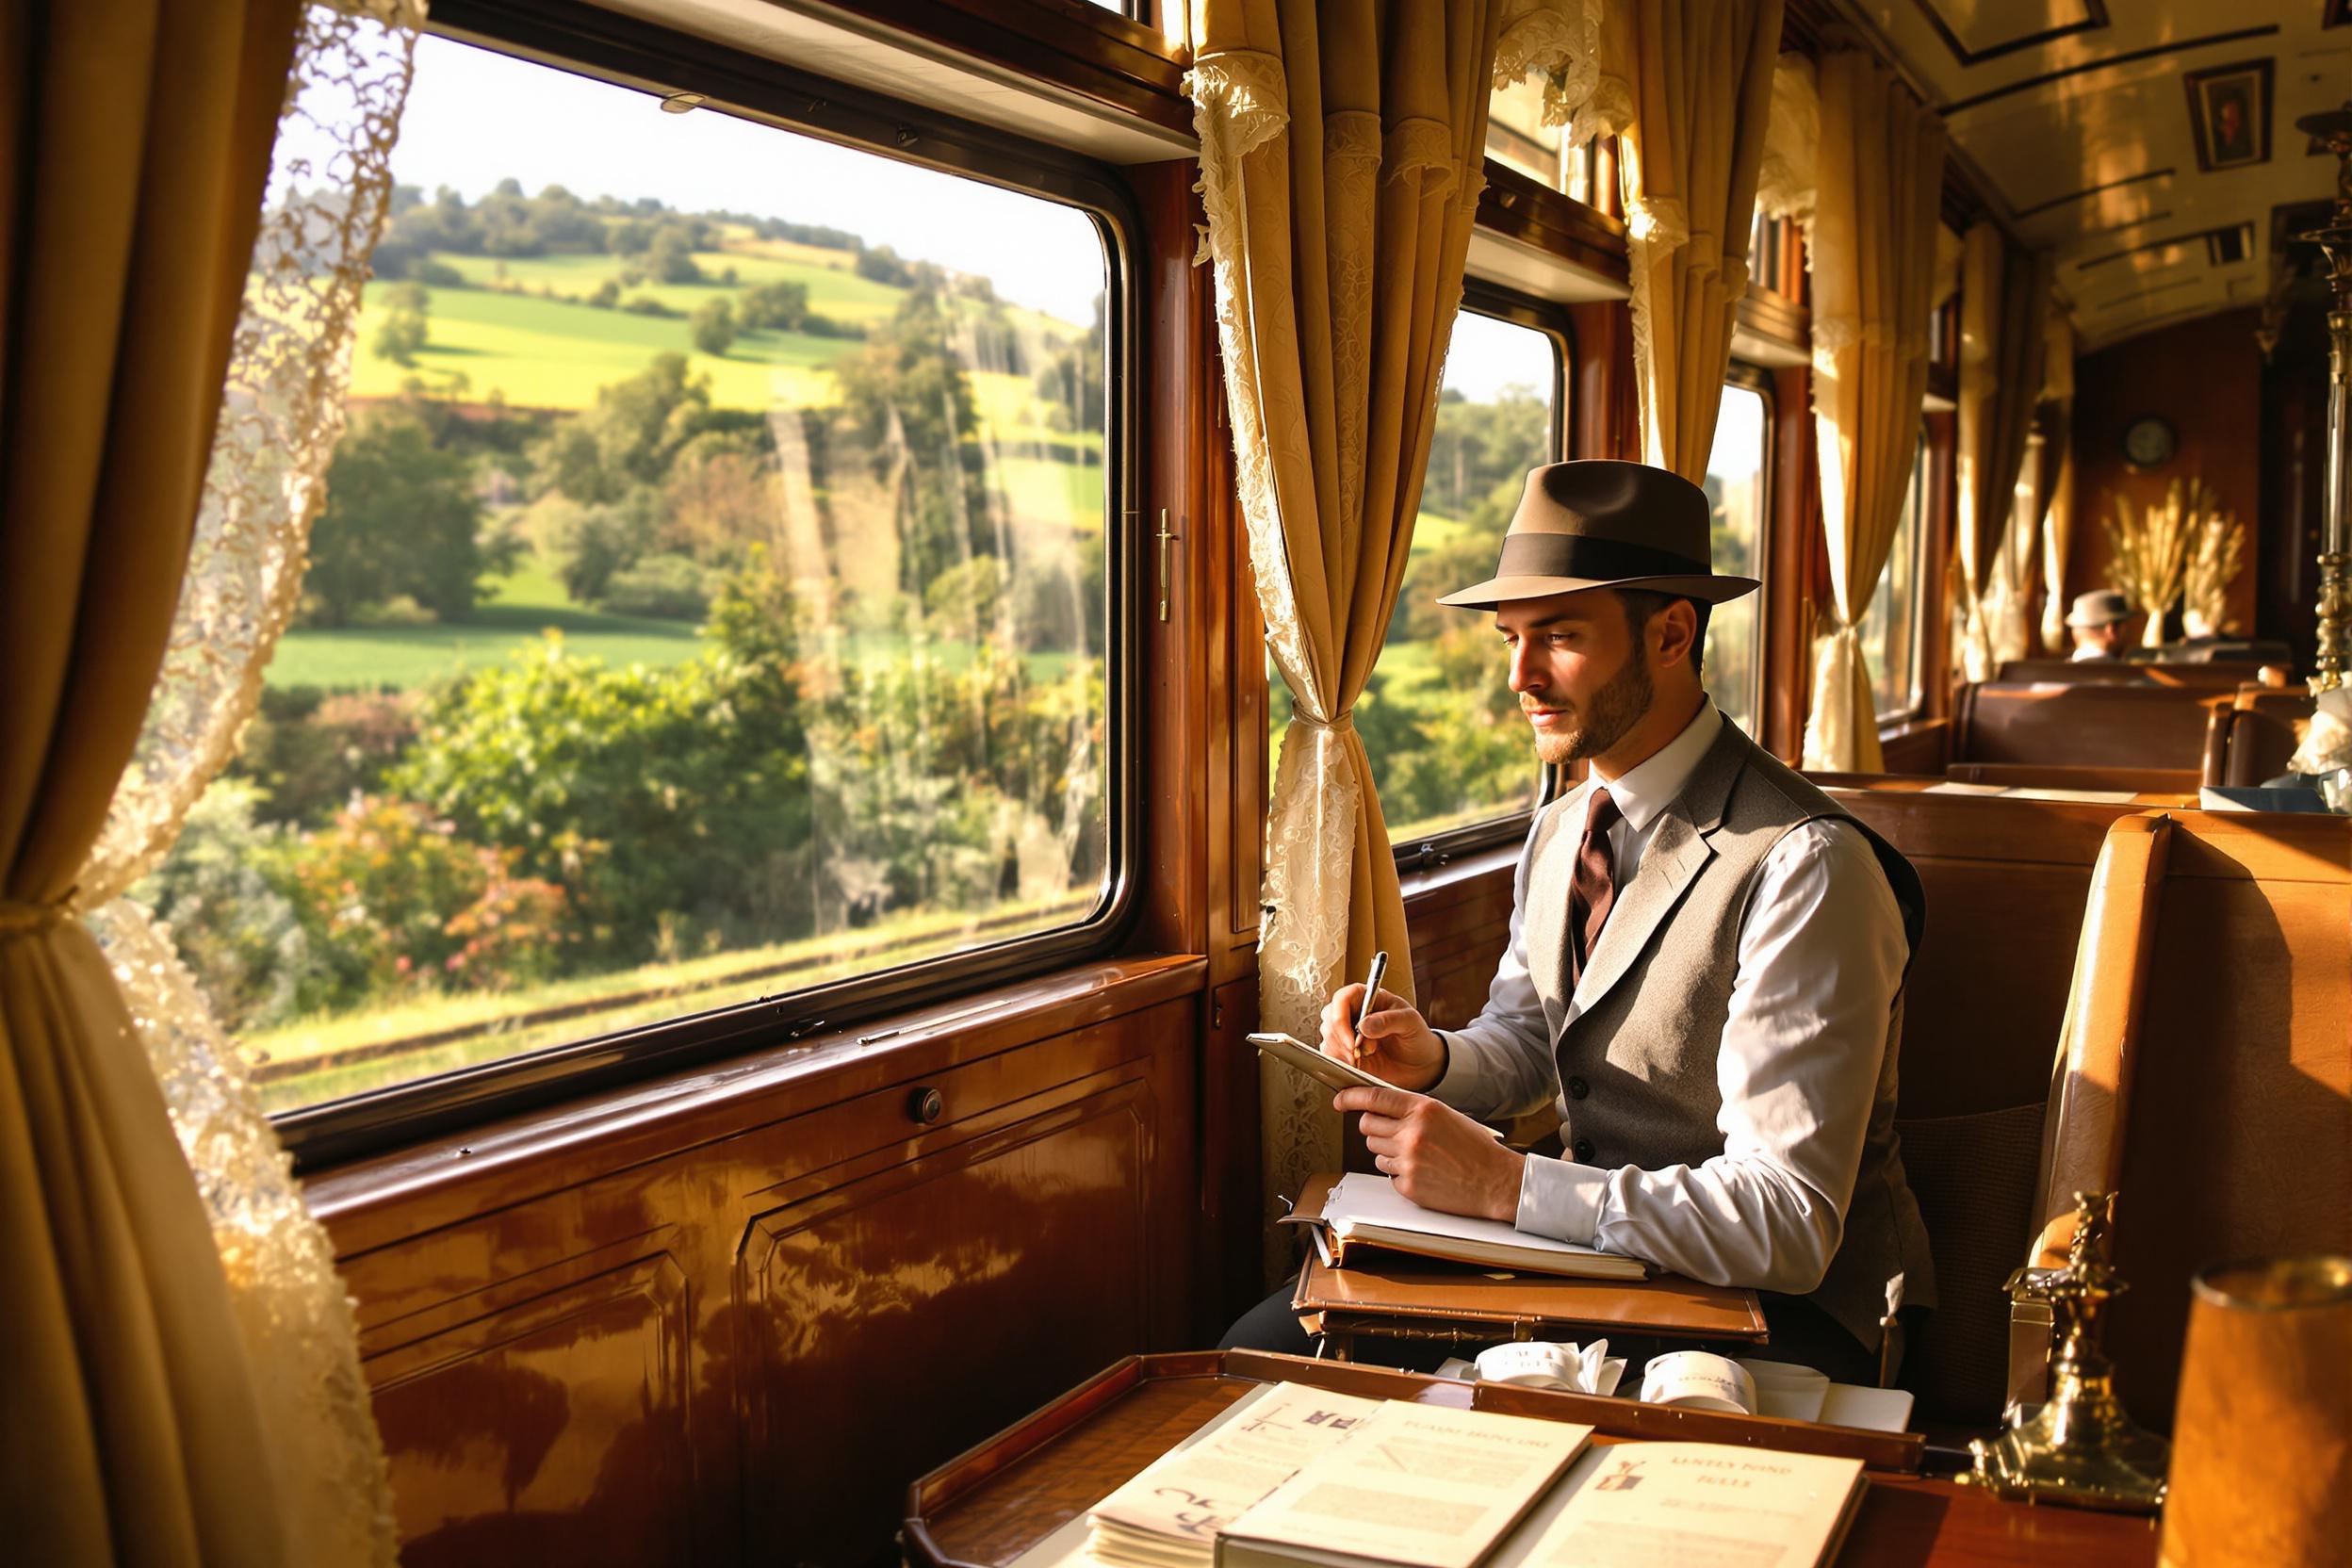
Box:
[1639,1350,1756,1414]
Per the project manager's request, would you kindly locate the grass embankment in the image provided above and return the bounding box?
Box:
[247,886,1103,1112]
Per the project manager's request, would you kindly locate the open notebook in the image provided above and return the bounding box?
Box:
[1290,1172,1649,1282]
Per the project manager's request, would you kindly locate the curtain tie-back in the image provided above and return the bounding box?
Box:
[0,895,73,935]
[1286,710,1356,736]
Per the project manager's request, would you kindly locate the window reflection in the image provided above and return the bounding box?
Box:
[1703,384,1769,736]
[1858,430,1929,718]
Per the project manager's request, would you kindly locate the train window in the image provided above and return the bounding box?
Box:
[141,33,1120,1121]
[1342,305,1563,855]
[1857,427,1931,719]
[1703,380,1771,735]
[1486,77,1596,198]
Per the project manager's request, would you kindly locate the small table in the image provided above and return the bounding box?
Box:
[903,1352,2160,1568]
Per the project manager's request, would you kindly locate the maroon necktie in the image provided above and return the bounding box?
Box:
[1569,787,1622,991]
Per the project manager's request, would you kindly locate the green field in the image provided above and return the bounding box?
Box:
[348,237,1096,432]
[267,555,703,689]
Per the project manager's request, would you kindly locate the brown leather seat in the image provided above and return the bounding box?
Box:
[2034,812,2351,1429]
[1953,682,2223,771]
[1994,658,2151,685]
[2200,707,2305,787]
[1821,786,2155,1426]
[1993,658,2264,691]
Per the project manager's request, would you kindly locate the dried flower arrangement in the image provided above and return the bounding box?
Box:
[2181,505,2246,636]
[2104,480,2234,647]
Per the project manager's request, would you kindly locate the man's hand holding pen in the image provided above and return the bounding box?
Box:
[1317,976,1445,1093]
[1317,966,1518,1221]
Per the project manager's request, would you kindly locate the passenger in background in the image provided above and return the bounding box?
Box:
[1219,461,1935,1382]
[2066,590,2135,661]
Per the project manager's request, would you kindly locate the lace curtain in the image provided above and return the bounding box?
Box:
[1188,0,1599,1283]
[1799,50,1946,773]
[1563,0,1785,479]
[79,3,421,1560]
[1754,53,1819,227]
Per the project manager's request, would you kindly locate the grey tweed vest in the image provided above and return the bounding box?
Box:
[1525,721,1936,1350]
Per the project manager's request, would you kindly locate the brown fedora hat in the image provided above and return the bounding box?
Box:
[1436,459,1761,609]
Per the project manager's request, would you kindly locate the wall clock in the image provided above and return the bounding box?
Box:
[2122,415,2177,472]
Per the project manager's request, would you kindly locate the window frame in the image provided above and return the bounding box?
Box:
[273,0,1147,1168]
[1384,279,1574,875]
[1708,363,1774,738]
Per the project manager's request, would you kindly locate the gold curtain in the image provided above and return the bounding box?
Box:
[1754,52,1819,227]
[1954,222,2053,680]
[2039,308,2079,654]
[1578,0,1785,478]
[1189,0,1589,1277]
[0,0,318,1562]
[1799,51,1947,774]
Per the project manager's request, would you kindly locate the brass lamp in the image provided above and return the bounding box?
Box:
[2294,106,2352,693]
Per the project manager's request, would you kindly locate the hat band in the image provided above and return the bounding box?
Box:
[1496,531,1710,584]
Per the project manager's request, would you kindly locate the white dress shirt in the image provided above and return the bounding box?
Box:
[1430,701,1909,1296]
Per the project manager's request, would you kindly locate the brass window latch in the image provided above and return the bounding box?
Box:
[1157,508,1181,622]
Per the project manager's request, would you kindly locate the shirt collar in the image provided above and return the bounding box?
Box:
[1590,698,1722,835]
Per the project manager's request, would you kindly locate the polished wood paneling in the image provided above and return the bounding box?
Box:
[1200,974,1264,1332]
[369,1250,694,1565]
[2068,311,2264,641]
[1401,849,1517,1035]
[741,1079,1158,1564]
[315,968,1204,1567]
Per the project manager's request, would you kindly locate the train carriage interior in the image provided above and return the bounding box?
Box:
[6,0,2350,1562]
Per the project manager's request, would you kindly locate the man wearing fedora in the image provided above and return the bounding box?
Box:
[2066,589,2134,661]
[1219,460,1934,1381]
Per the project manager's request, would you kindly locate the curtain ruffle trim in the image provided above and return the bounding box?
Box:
[1493,0,1603,131]
[1184,50,1291,266]
[1756,53,1820,224]
[1381,117,1459,189]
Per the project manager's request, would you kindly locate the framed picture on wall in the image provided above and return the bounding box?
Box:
[2184,59,2273,172]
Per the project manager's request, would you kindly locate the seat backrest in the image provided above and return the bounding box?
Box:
[1954,682,2223,770]
[2035,811,2352,1429]
[1819,786,2159,1425]
[2216,707,2303,786]
[1995,658,2151,685]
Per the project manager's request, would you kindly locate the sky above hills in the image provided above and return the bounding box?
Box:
[293,30,1552,404]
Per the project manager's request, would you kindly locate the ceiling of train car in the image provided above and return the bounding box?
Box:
[1839,0,2349,348]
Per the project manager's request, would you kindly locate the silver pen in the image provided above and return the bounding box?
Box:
[1352,949,1388,1060]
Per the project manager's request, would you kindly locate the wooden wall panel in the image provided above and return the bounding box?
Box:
[740,1083,1157,1564]
[368,1250,694,1566]
[2067,309,2265,640]
[1404,857,1516,1034]
[318,980,1201,1568]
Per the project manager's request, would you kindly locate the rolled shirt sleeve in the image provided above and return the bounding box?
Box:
[1503,819,1909,1295]
[1429,809,1567,1122]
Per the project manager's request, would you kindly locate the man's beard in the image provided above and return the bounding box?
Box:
[1527,648,1654,765]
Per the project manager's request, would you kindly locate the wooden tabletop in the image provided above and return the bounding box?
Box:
[905,1354,2161,1568]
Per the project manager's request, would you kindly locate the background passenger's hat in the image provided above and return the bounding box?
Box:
[1436,460,1762,610]
[2065,589,2133,628]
